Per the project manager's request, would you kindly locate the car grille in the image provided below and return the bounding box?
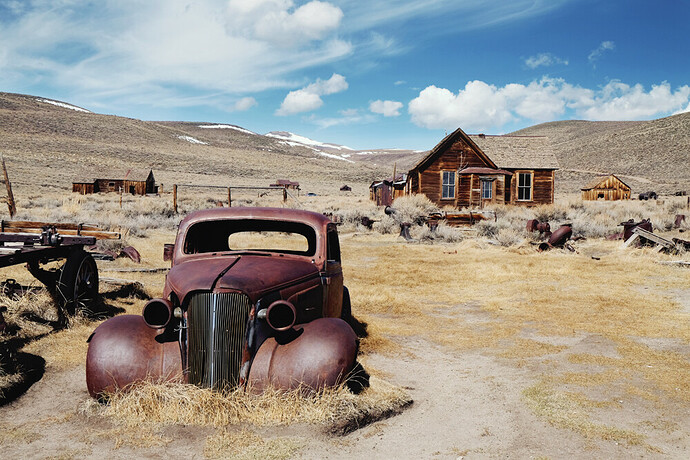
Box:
[187,292,251,389]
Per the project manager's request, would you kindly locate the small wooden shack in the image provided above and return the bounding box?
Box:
[73,169,156,195]
[270,179,300,191]
[581,174,631,201]
[406,128,558,208]
[370,174,406,207]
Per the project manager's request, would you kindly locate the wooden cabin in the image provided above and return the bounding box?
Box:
[406,128,558,208]
[370,174,406,206]
[72,169,156,195]
[581,174,631,200]
[270,179,300,190]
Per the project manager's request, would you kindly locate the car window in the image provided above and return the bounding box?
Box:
[184,219,317,256]
[326,225,341,262]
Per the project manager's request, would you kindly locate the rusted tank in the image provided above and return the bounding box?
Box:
[86,208,360,397]
[548,224,573,246]
[621,219,653,242]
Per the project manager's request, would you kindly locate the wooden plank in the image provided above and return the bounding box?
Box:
[623,233,640,248]
[2,220,103,231]
[632,227,675,248]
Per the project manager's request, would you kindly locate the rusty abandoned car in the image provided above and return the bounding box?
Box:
[86,208,360,397]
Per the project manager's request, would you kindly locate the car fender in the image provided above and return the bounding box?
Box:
[85,315,182,398]
[248,317,357,392]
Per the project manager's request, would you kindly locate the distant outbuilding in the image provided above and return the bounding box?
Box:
[581,174,631,201]
[270,179,300,191]
[370,174,406,207]
[73,169,157,195]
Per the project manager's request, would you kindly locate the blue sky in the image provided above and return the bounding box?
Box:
[1,0,689,150]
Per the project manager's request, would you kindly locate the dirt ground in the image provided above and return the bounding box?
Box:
[1,232,689,459]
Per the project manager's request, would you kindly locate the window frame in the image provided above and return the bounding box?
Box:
[441,170,456,200]
[481,179,493,200]
[517,171,533,201]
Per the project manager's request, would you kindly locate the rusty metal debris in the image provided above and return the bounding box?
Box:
[638,191,657,200]
[538,224,573,251]
[86,208,361,397]
[526,219,551,235]
[620,219,653,242]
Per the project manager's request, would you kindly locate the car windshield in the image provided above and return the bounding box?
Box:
[183,219,317,256]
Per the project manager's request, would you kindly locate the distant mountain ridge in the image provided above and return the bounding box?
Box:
[0,91,688,195]
[511,114,690,193]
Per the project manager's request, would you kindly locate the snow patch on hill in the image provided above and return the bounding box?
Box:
[266,131,354,151]
[37,98,91,113]
[198,124,256,135]
[178,135,208,145]
[277,141,355,163]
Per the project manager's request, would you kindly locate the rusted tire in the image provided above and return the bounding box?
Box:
[58,250,99,315]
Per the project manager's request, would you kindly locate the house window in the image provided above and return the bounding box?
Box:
[442,171,455,199]
[481,180,493,199]
[517,172,532,201]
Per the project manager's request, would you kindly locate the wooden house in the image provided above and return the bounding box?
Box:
[72,169,156,195]
[370,174,406,207]
[581,174,631,200]
[406,128,558,208]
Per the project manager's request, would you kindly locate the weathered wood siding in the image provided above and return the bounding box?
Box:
[506,169,554,206]
[72,183,95,194]
[582,175,631,201]
[418,139,492,206]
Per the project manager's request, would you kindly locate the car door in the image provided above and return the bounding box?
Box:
[322,224,344,318]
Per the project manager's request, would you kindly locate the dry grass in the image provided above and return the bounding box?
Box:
[204,428,304,460]
[80,377,411,435]
[338,230,689,445]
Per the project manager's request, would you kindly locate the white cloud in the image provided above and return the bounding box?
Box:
[276,73,348,115]
[0,0,350,109]
[588,40,615,65]
[524,52,568,69]
[581,81,690,120]
[227,0,344,47]
[370,99,403,117]
[408,78,690,131]
[233,97,257,111]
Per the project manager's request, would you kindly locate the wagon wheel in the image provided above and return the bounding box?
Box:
[57,250,99,315]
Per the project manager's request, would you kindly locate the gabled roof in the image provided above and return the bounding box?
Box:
[581,174,630,191]
[410,127,497,172]
[409,128,559,173]
[468,135,559,170]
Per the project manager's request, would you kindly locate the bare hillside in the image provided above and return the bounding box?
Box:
[0,92,387,196]
[512,114,690,194]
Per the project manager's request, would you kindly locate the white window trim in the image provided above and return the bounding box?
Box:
[517,171,533,201]
[441,170,456,200]
[481,179,493,199]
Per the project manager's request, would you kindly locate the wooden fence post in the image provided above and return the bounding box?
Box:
[173,184,178,213]
[228,187,232,207]
[2,156,16,218]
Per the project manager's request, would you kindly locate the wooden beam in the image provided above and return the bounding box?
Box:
[631,227,675,249]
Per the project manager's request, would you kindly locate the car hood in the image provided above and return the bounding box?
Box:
[167,254,320,304]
